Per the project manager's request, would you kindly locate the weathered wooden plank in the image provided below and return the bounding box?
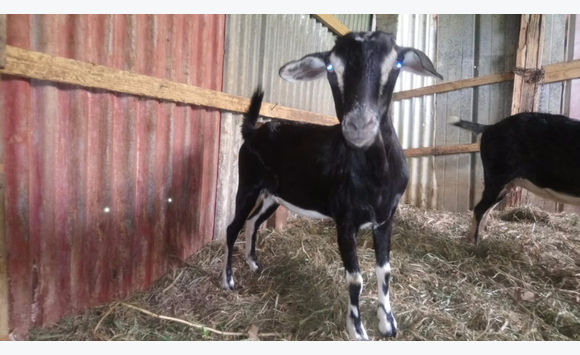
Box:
[404,143,480,157]
[393,72,514,101]
[506,15,545,208]
[0,45,339,126]
[312,14,350,36]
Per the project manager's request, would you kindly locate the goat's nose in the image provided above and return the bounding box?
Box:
[346,116,374,130]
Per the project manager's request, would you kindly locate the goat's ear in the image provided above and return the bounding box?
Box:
[279,52,328,82]
[398,47,444,80]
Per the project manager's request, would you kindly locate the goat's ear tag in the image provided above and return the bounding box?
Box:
[394,61,403,69]
[326,64,334,72]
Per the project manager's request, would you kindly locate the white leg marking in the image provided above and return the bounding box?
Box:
[345,271,368,340]
[222,243,234,290]
[244,194,275,272]
[376,263,397,336]
[244,217,259,272]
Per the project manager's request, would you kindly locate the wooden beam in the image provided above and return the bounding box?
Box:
[0,45,339,126]
[393,72,515,101]
[543,59,580,83]
[393,59,580,102]
[404,143,480,158]
[0,15,6,69]
[312,15,350,36]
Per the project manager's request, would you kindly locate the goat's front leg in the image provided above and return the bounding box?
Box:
[337,223,368,340]
[373,218,397,337]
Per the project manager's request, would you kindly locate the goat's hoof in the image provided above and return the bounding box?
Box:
[346,313,368,340]
[377,305,398,337]
[245,257,260,272]
[221,272,235,291]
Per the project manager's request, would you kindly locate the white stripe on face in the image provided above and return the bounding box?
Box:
[329,52,345,97]
[380,49,398,96]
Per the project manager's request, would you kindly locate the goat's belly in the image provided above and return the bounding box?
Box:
[271,195,331,219]
[513,178,580,206]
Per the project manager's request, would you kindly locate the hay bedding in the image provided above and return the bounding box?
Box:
[30,205,579,341]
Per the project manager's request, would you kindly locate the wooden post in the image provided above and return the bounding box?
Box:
[0,172,8,341]
[507,14,545,207]
[0,14,8,337]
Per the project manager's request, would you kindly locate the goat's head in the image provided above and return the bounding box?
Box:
[279,31,443,149]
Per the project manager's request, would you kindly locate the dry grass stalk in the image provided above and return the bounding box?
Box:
[29,204,579,341]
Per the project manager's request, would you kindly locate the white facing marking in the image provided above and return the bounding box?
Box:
[344,271,368,340]
[376,263,396,335]
[346,312,368,340]
[349,305,359,318]
[380,49,398,95]
[359,222,374,230]
[513,178,580,205]
[271,196,330,219]
[244,194,276,272]
[329,53,345,97]
[346,271,363,286]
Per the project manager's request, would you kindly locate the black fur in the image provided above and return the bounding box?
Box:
[223,31,443,340]
[242,87,264,141]
[453,112,580,244]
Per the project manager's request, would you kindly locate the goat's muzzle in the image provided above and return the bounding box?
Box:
[341,109,380,149]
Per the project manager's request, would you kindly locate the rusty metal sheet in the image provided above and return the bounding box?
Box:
[1,14,225,338]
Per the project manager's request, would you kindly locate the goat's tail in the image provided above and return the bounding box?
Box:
[448,116,488,134]
[242,86,264,141]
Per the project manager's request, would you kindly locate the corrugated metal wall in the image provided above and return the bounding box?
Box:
[393,14,438,209]
[214,14,372,240]
[434,15,571,213]
[433,14,520,211]
[0,14,225,338]
[393,15,520,211]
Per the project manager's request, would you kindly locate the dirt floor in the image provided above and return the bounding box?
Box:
[29,204,579,341]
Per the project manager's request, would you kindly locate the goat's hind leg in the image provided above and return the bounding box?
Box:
[222,185,262,290]
[243,193,279,272]
[470,182,508,244]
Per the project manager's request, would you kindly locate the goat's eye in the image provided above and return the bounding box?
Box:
[326,64,334,72]
[395,61,403,69]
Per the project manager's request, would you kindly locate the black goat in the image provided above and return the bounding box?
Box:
[452,112,580,244]
[222,31,443,340]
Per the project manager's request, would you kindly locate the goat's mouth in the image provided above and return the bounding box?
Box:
[341,121,379,149]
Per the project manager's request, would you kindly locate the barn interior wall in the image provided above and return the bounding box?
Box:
[0,14,225,338]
